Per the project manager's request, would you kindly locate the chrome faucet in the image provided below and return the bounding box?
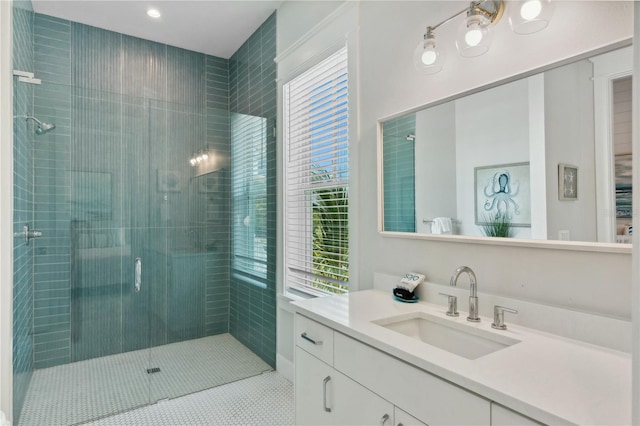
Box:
[450,266,480,322]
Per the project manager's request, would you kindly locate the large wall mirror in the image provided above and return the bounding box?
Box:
[379,43,632,249]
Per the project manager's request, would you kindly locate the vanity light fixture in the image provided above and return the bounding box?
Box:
[508,0,554,34]
[147,8,161,18]
[455,1,503,57]
[416,0,552,74]
[414,27,444,75]
[189,149,211,167]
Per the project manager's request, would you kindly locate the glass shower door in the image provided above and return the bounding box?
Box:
[146,97,221,402]
[67,86,154,421]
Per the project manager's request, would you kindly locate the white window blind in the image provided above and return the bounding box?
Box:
[232,112,268,281]
[284,46,349,295]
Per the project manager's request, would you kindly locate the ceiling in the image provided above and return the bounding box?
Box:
[31,1,283,58]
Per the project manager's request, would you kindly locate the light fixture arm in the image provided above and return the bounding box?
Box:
[426,0,504,33]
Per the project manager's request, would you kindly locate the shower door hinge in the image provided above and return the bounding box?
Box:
[273,125,276,138]
[13,70,41,85]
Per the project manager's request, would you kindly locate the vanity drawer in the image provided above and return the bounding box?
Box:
[295,314,334,365]
[334,332,491,425]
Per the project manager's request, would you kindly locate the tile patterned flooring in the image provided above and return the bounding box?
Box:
[19,334,286,425]
[89,372,293,425]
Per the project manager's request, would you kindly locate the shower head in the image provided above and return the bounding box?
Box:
[14,114,56,135]
[35,121,56,135]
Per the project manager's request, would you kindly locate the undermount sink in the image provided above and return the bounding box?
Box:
[372,312,521,360]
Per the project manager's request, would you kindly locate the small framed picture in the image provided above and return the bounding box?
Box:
[474,162,531,227]
[157,170,182,192]
[558,163,578,200]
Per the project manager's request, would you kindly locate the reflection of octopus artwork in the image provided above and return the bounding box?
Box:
[482,171,520,220]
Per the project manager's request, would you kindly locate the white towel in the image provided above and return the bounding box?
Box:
[431,217,452,235]
[397,272,425,292]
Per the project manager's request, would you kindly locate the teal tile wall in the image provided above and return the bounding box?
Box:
[23,7,274,373]
[30,15,232,367]
[229,12,277,368]
[205,56,231,336]
[32,13,72,369]
[383,115,416,232]
[13,2,35,422]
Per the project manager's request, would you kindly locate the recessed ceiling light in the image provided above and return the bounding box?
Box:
[147,8,161,18]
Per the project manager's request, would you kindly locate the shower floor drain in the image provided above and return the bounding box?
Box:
[147,367,161,374]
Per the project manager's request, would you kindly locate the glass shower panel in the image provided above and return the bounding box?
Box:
[12,62,35,426]
[67,85,152,420]
[148,98,215,402]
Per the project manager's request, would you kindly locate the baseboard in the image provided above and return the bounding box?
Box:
[276,353,293,383]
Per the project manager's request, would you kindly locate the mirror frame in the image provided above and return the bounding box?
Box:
[377,39,633,254]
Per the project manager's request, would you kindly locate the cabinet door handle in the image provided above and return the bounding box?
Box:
[323,375,331,412]
[380,413,390,425]
[301,332,322,345]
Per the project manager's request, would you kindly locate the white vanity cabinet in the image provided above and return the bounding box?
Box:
[491,404,544,425]
[295,314,491,426]
[295,315,394,425]
[394,407,427,426]
[295,347,394,425]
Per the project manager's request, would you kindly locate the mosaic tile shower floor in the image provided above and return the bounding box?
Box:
[19,334,276,425]
[88,372,293,426]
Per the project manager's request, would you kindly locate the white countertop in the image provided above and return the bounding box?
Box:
[291,289,631,425]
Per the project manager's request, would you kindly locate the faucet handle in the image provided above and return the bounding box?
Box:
[492,305,518,330]
[438,292,459,317]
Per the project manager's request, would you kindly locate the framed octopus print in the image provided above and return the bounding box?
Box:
[474,162,531,227]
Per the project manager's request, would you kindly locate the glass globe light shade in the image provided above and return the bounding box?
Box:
[456,13,492,57]
[508,0,554,34]
[413,30,444,75]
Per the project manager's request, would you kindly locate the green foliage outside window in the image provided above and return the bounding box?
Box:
[310,170,348,294]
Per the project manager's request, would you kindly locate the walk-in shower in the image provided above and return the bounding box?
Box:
[14,114,56,135]
[11,4,277,425]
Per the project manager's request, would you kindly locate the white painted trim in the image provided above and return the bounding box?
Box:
[631,4,640,423]
[376,42,635,256]
[376,40,631,126]
[275,354,293,383]
[376,120,384,234]
[379,230,631,255]
[0,0,13,420]
[590,47,633,244]
[274,1,354,65]
[528,74,547,240]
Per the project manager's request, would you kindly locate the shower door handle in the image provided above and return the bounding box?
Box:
[134,257,142,293]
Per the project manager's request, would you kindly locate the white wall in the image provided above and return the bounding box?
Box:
[455,79,531,238]
[275,0,354,381]
[276,0,634,380]
[414,102,457,233]
[631,6,640,422]
[544,59,598,242]
[357,1,632,321]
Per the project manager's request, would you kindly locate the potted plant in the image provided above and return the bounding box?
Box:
[480,212,513,238]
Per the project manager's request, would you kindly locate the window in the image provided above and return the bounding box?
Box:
[232,112,268,282]
[284,46,349,295]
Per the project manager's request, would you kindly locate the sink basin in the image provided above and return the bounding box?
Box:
[372,312,520,360]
